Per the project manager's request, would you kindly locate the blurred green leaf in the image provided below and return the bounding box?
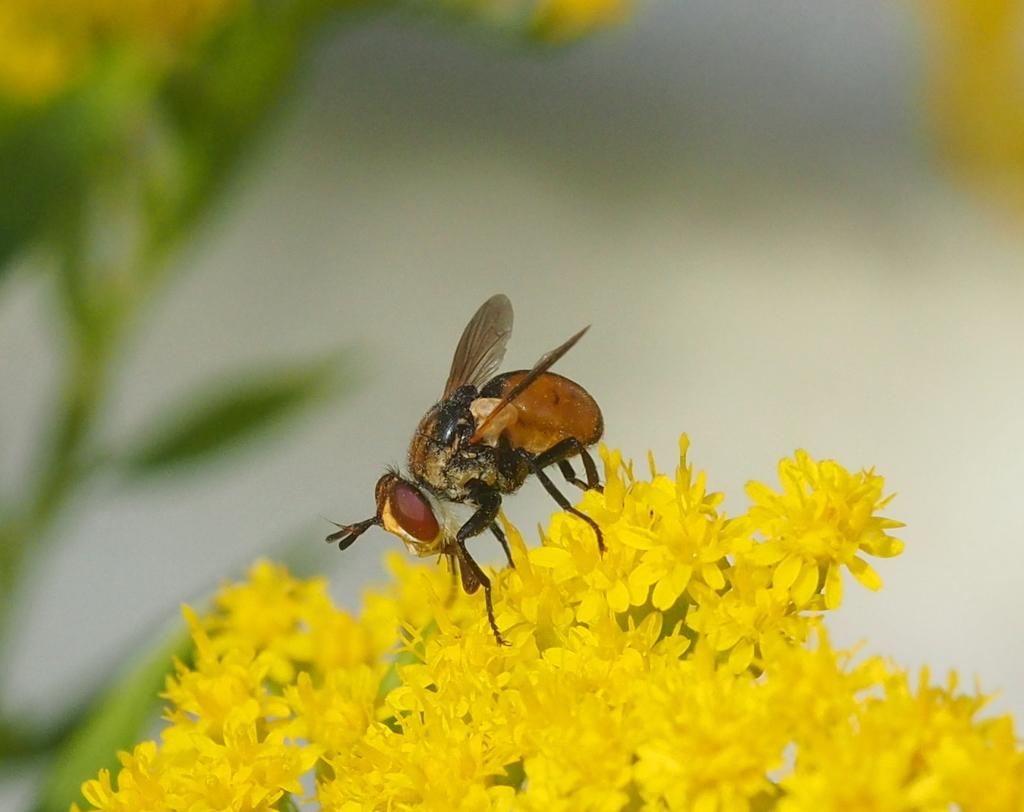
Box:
[0,56,162,281]
[0,101,89,278]
[0,716,69,762]
[34,627,192,812]
[147,0,331,259]
[0,0,329,283]
[126,354,349,473]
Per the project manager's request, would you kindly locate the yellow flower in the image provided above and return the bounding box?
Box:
[0,0,244,102]
[743,450,904,610]
[204,560,391,683]
[0,0,628,103]
[75,436,1024,812]
[916,0,1024,212]
[616,438,741,614]
[77,608,320,812]
[777,663,1024,811]
[530,0,628,42]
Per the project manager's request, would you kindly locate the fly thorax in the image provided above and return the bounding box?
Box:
[446,445,500,491]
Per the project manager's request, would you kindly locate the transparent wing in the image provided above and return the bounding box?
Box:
[469,325,589,444]
[444,294,514,397]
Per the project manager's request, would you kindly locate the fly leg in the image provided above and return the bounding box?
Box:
[464,483,514,568]
[519,449,606,554]
[454,487,507,644]
[490,520,514,568]
[530,437,604,493]
[557,449,602,492]
[452,544,505,645]
[444,552,459,605]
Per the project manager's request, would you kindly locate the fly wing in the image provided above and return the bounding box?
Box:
[443,294,514,397]
[469,325,589,444]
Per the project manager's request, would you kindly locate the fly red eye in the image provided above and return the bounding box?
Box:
[388,480,440,542]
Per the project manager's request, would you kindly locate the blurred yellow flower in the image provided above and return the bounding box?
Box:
[0,0,627,104]
[0,0,243,102]
[920,0,1024,212]
[75,437,1024,812]
[530,0,628,42]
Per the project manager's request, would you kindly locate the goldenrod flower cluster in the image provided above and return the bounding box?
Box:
[0,0,626,104]
[529,0,628,43]
[0,0,243,102]
[75,438,1024,812]
[919,0,1024,211]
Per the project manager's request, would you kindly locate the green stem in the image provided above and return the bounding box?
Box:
[274,795,302,812]
[0,211,123,729]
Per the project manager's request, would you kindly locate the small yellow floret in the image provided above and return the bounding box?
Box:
[743,450,904,610]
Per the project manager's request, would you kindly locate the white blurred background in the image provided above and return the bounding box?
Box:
[3,0,1024,796]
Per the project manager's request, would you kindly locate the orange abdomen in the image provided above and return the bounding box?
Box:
[483,371,603,456]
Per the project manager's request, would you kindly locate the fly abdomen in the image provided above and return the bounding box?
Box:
[480,371,603,456]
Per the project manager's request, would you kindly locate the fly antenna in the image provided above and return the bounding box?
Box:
[326,516,380,550]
